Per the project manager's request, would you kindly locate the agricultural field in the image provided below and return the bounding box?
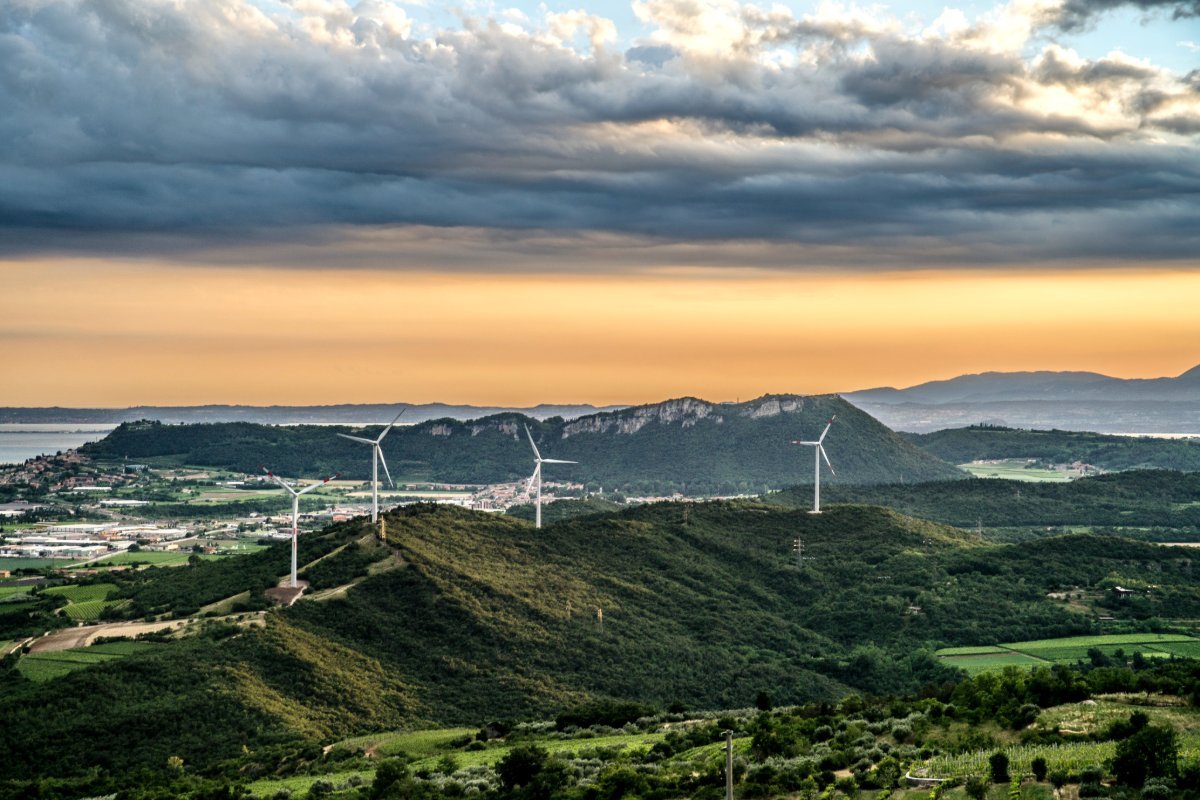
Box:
[15,641,154,682]
[0,585,34,600]
[926,695,1200,780]
[89,551,221,567]
[248,728,670,798]
[937,633,1200,673]
[958,459,1085,482]
[934,650,1048,675]
[43,582,118,603]
[0,558,66,570]
[61,599,128,621]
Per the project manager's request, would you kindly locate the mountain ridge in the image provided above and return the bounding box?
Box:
[81,394,965,491]
[849,364,1200,404]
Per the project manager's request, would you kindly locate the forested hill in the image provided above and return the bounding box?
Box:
[9,500,1200,779]
[771,470,1200,536]
[81,394,964,493]
[903,425,1200,472]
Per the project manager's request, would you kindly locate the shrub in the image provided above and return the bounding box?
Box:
[1031,757,1048,782]
[990,752,1010,784]
[1113,725,1177,787]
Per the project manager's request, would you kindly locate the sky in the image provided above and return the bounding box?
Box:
[0,0,1197,407]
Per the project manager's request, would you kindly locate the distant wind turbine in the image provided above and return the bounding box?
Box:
[262,467,338,588]
[791,415,836,514]
[524,424,576,529]
[337,409,405,523]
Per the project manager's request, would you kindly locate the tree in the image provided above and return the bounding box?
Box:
[496,744,549,791]
[989,752,1010,784]
[755,691,772,712]
[1113,724,1178,787]
[965,775,989,800]
[1030,757,1048,782]
[370,758,409,799]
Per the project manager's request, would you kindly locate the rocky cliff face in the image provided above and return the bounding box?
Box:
[743,397,805,419]
[561,396,810,438]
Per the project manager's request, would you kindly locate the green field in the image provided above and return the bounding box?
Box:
[62,599,128,621]
[1150,641,1200,658]
[89,551,221,567]
[956,458,1093,482]
[0,586,34,600]
[334,727,478,758]
[0,558,66,570]
[937,651,1049,674]
[249,729,668,797]
[16,642,155,682]
[1004,633,1196,650]
[43,583,117,603]
[933,645,1008,656]
[938,633,1200,673]
[927,740,1117,779]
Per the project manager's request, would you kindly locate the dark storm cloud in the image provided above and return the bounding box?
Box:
[0,0,1197,268]
[1048,0,1200,31]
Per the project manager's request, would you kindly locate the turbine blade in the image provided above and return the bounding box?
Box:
[540,458,576,464]
[261,467,297,495]
[297,480,324,496]
[526,464,540,494]
[792,441,818,446]
[338,433,375,445]
[818,415,837,443]
[375,408,407,443]
[820,445,835,476]
[524,424,542,461]
[377,447,394,488]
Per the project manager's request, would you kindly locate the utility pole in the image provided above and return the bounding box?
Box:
[725,730,734,800]
[792,537,812,567]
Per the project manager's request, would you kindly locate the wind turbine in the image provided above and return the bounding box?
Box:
[791,415,836,514]
[262,467,338,588]
[337,409,405,523]
[524,424,576,529]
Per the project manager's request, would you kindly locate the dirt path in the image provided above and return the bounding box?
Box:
[27,619,189,652]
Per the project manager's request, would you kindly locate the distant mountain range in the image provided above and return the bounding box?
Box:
[81,394,964,492]
[0,402,622,425]
[845,364,1200,433]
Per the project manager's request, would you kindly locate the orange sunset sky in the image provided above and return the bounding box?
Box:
[2,0,1197,408]
[4,259,1197,407]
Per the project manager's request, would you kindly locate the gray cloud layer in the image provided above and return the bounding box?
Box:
[0,0,1197,268]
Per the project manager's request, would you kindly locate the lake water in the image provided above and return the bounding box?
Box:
[0,424,118,465]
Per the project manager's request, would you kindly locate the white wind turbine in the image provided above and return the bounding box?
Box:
[791,415,836,514]
[524,424,576,529]
[337,409,405,523]
[262,467,338,588]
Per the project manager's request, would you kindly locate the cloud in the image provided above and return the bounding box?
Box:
[1046,0,1200,32]
[0,0,1196,269]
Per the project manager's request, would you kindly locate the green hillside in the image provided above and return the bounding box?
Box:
[7,501,1200,781]
[773,470,1200,537]
[905,425,1200,471]
[81,395,964,494]
[504,496,623,523]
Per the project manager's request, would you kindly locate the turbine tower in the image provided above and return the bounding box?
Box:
[524,424,576,529]
[791,415,836,514]
[263,468,338,588]
[337,409,405,523]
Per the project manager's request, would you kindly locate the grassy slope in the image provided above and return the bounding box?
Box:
[4,501,1200,779]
